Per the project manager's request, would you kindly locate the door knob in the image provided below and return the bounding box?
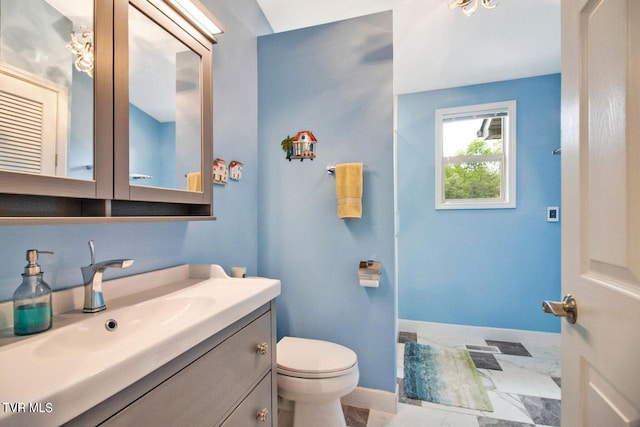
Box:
[542,294,577,324]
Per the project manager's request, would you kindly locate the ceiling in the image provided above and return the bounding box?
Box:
[255,0,410,33]
[253,0,561,94]
[44,0,561,113]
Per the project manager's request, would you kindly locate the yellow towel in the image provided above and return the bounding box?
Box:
[336,163,363,219]
[187,172,201,192]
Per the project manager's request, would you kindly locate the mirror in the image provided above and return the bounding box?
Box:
[128,4,202,192]
[0,0,94,180]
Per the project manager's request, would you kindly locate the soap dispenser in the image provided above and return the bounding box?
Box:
[13,249,54,336]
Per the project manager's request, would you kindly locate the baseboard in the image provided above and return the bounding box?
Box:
[398,319,560,347]
[341,385,398,414]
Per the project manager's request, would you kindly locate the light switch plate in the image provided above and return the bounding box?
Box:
[547,206,559,222]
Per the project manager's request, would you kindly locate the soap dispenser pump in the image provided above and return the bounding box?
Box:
[13,249,54,336]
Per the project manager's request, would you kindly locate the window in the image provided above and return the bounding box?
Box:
[435,101,516,209]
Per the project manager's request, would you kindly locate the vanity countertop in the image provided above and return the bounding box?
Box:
[0,264,280,427]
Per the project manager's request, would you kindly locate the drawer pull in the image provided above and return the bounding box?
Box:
[256,342,268,355]
[256,408,269,422]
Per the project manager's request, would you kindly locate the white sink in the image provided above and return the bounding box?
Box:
[0,264,280,427]
[34,296,216,357]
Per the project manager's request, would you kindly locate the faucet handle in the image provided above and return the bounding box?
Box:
[88,240,95,265]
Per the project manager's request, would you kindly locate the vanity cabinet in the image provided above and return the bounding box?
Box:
[0,0,216,223]
[65,302,278,427]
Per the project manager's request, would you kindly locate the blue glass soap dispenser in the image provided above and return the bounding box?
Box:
[13,249,54,336]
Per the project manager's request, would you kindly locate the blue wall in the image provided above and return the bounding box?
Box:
[68,67,94,180]
[397,74,561,333]
[257,12,397,392]
[0,0,263,304]
[129,104,176,188]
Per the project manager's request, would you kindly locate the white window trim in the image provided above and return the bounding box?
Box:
[435,100,516,210]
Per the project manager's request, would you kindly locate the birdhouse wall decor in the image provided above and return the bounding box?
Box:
[213,158,228,185]
[229,160,243,181]
[281,130,317,161]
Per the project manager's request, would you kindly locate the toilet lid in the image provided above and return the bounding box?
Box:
[277,337,358,378]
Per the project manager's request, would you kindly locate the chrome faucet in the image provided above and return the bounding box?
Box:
[81,240,134,313]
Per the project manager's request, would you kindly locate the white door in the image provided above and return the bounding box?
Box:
[558,0,640,425]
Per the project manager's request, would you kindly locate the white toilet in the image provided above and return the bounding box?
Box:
[277,336,359,427]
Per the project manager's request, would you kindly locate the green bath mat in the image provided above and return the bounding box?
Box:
[404,342,493,412]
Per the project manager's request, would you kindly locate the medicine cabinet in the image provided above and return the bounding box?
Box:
[0,0,217,223]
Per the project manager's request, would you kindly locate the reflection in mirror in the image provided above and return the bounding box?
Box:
[0,0,94,180]
[128,4,202,192]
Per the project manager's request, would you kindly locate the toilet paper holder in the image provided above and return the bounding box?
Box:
[358,260,381,287]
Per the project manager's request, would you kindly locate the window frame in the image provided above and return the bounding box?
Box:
[435,100,517,210]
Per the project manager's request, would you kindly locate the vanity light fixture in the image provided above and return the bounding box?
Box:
[66,30,94,77]
[449,0,498,16]
[165,0,225,40]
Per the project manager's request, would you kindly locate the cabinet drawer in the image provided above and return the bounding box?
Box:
[221,374,272,427]
[102,312,272,427]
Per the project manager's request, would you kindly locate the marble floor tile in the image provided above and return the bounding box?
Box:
[398,331,417,343]
[494,354,561,377]
[415,397,484,418]
[479,369,498,392]
[486,340,532,357]
[524,343,561,360]
[416,332,487,350]
[470,351,503,370]
[343,404,369,427]
[477,416,534,426]
[520,396,561,427]
[479,390,536,424]
[397,378,423,406]
[280,405,370,427]
[366,403,480,427]
[480,370,561,400]
[415,333,461,348]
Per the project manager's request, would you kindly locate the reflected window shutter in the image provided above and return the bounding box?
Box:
[0,90,44,173]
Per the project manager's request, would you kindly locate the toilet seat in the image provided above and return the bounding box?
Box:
[277,337,358,379]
